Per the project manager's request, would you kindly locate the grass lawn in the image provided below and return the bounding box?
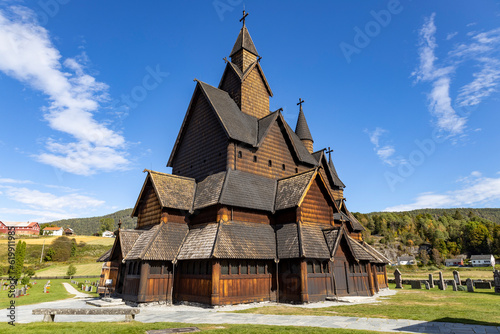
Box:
[69,279,100,298]
[233,283,500,326]
[36,262,103,276]
[0,322,394,334]
[0,279,73,309]
[397,265,499,280]
[0,235,115,246]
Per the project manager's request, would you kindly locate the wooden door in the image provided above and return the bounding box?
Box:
[333,259,349,296]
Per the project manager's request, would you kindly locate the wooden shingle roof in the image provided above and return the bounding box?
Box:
[346,235,377,261]
[295,108,313,142]
[230,25,259,57]
[193,171,227,210]
[97,248,112,262]
[213,221,276,259]
[361,241,390,264]
[177,223,218,260]
[275,169,316,211]
[117,229,144,258]
[299,224,331,259]
[125,223,188,261]
[275,223,300,259]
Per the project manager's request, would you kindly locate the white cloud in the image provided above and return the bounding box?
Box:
[413,15,500,136]
[384,171,500,211]
[0,178,33,184]
[0,207,75,223]
[446,32,458,40]
[367,127,386,147]
[4,186,104,211]
[365,128,405,167]
[0,6,129,175]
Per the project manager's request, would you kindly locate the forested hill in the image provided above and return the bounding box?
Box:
[353,208,500,260]
[366,208,500,225]
[44,208,137,235]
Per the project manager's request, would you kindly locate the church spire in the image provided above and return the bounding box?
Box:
[230,10,259,72]
[295,98,314,153]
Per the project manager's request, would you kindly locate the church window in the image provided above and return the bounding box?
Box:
[238,151,242,158]
[249,261,257,274]
[230,261,239,275]
[314,260,321,273]
[322,261,329,274]
[136,262,142,275]
[268,160,272,167]
[221,261,229,275]
[257,263,265,274]
[241,261,248,274]
[150,262,162,275]
[307,261,313,273]
[253,155,257,162]
[282,164,286,171]
[295,168,298,173]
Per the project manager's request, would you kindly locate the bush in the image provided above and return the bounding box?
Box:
[457,285,467,291]
[67,264,77,277]
[21,276,30,285]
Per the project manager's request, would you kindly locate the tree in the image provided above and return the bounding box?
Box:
[50,236,73,262]
[70,238,77,257]
[100,218,115,234]
[419,249,430,266]
[10,241,26,281]
[431,248,443,266]
[453,210,463,221]
[67,264,77,277]
[44,248,55,261]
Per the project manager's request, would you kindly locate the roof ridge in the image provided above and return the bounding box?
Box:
[277,167,317,182]
[139,224,162,259]
[144,169,195,181]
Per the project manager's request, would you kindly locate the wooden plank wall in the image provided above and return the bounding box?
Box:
[307,273,333,302]
[219,274,273,304]
[137,182,161,229]
[219,65,242,108]
[174,274,213,304]
[300,177,333,226]
[231,208,270,224]
[142,274,172,302]
[172,90,228,181]
[240,64,270,119]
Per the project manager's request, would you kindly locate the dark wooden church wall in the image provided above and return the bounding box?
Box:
[139,261,174,303]
[306,259,334,302]
[278,259,301,302]
[164,209,188,224]
[231,207,270,224]
[137,182,162,229]
[231,122,309,180]
[218,260,275,305]
[240,65,269,119]
[274,208,296,225]
[220,66,242,107]
[318,167,343,200]
[122,261,141,301]
[175,260,212,304]
[172,90,228,181]
[189,205,218,225]
[231,49,257,75]
[300,177,333,226]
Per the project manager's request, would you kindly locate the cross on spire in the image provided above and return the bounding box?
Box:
[223,57,229,63]
[240,10,249,26]
[297,98,305,111]
[326,147,334,162]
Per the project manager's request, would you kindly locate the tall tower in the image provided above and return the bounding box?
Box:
[295,98,314,153]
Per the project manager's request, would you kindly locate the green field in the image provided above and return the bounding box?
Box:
[396,265,499,280]
[0,279,73,309]
[36,262,103,276]
[0,322,392,334]
[234,283,500,326]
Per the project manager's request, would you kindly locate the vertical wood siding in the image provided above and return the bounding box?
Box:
[300,177,333,226]
[137,181,162,229]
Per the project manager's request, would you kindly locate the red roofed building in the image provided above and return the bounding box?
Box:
[0,221,40,235]
[42,226,64,236]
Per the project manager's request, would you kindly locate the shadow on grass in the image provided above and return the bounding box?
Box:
[398,318,500,333]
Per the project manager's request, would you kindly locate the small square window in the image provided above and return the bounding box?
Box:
[221,261,229,275]
[230,261,239,275]
[241,261,248,274]
[238,151,242,158]
[253,155,257,162]
[295,168,298,173]
[268,160,272,167]
[282,164,286,171]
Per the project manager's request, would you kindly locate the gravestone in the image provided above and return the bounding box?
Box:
[394,269,403,289]
[494,270,500,294]
[438,272,446,290]
[410,281,422,289]
[474,281,492,289]
[453,270,461,285]
[451,280,457,291]
[15,289,21,297]
[428,274,434,288]
[424,281,430,289]
[466,278,474,292]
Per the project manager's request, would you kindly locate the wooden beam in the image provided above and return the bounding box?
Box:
[300,259,309,303]
[211,260,220,306]
[137,261,149,302]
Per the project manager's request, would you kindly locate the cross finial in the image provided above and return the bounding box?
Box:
[223,57,229,63]
[326,147,334,162]
[118,219,122,230]
[240,10,249,26]
[297,98,305,112]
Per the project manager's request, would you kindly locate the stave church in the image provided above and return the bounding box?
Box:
[99,12,389,306]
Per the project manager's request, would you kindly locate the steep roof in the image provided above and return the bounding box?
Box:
[275,223,300,259]
[361,241,390,264]
[275,169,316,211]
[341,199,365,232]
[230,25,259,57]
[312,150,345,189]
[132,170,196,217]
[192,171,227,210]
[97,248,112,262]
[295,108,313,142]
[177,223,219,260]
[125,222,188,261]
[275,222,330,259]
[219,61,273,97]
[2,222,39,228]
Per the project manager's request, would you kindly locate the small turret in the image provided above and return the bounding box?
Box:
[295,98,314,153]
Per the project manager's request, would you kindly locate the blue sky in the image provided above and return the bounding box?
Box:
[1,0,500,223]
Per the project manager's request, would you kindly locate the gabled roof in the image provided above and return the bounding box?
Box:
[177,223,219,260]
[97,248,112,262]
[193,171,227,210]
[43,226,63,231]
[361,241,390,264]
[2,221,39,228]
[340,199,365,232]
[218,60,273,97]
[299,224,331,259]
[282,119,318,166]
[312,150,345,189]
[125,222,188,261]
[295,108,313,142]
[275,169,316,211]
[230,25,259,57]
[346,234,377,261]
[132,170,196,217]
[275,223,300,259]
[112,229,144,260]
[257,110,279,145]
[470,254,494,260]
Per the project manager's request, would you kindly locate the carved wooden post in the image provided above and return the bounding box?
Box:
[138,261,149,302]
[211,260,220,306]
[300,259,309,303]
[367,263,375,295]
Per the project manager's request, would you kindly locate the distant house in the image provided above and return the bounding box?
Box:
[445,258,464,267]
[397,255,416,265]
[64,228,75,236]
[43,226,63,236]
[470,254,495,267]
[102,231,115,238]
[0,221,40,235]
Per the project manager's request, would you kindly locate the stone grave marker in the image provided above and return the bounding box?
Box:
[394,269,403,289]
[410,280,422,289]
[428,274,434,288]
[451,280,457,291]
[453,270,461,285]
[466,278,474,292]
[474,281,492,289]
[494,270,500,294]
[424,281,430,289]
[438,272,446,290]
